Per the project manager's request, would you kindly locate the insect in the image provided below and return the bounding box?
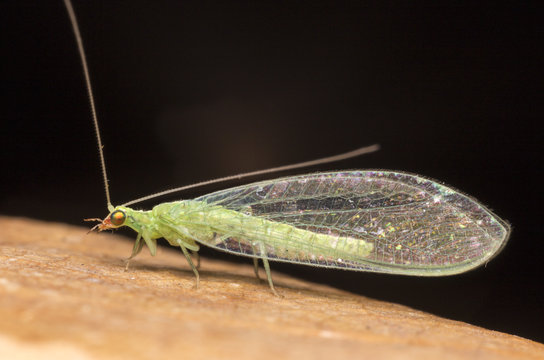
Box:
[64,0,510,296]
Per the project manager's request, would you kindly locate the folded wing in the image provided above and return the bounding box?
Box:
[193,171,510,275]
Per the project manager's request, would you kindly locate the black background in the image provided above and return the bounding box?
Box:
[2,1,542,342]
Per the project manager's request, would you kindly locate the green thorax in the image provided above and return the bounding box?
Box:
[114,200,213,242]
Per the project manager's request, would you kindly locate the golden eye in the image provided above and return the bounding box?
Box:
[110,210,126,226]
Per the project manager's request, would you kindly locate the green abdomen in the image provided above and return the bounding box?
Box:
[154,200,373,265]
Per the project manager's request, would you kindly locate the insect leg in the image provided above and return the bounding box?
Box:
[125,232,144,271]
[252,258,260,280]
[239,207,262,279]
[257,243,279,297]
[249,243,261,280]
[192,250,201,269]
[180,244,200,289]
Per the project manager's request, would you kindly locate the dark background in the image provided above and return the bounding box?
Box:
[2,1,542,342]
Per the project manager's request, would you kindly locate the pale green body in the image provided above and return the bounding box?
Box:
[119,200,373,264]
[117,200,373,295]
[105,170,509,296]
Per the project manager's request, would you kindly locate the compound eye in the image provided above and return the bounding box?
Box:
[110,210,126,226]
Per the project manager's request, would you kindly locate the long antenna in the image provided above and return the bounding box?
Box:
[122,144,380,207]
[63,0,113,211]
[63,0,379,211]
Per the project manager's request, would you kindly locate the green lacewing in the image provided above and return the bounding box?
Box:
[64,1,510,295]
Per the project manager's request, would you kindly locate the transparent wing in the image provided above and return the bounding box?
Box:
[194,171,510,275]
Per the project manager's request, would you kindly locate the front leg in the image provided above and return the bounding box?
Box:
[125,232,144,271]
[125,229,157,270]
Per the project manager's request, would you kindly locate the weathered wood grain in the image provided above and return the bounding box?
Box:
[0,216,541,360]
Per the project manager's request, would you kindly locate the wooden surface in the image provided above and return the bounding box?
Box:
[0,216,542,360]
